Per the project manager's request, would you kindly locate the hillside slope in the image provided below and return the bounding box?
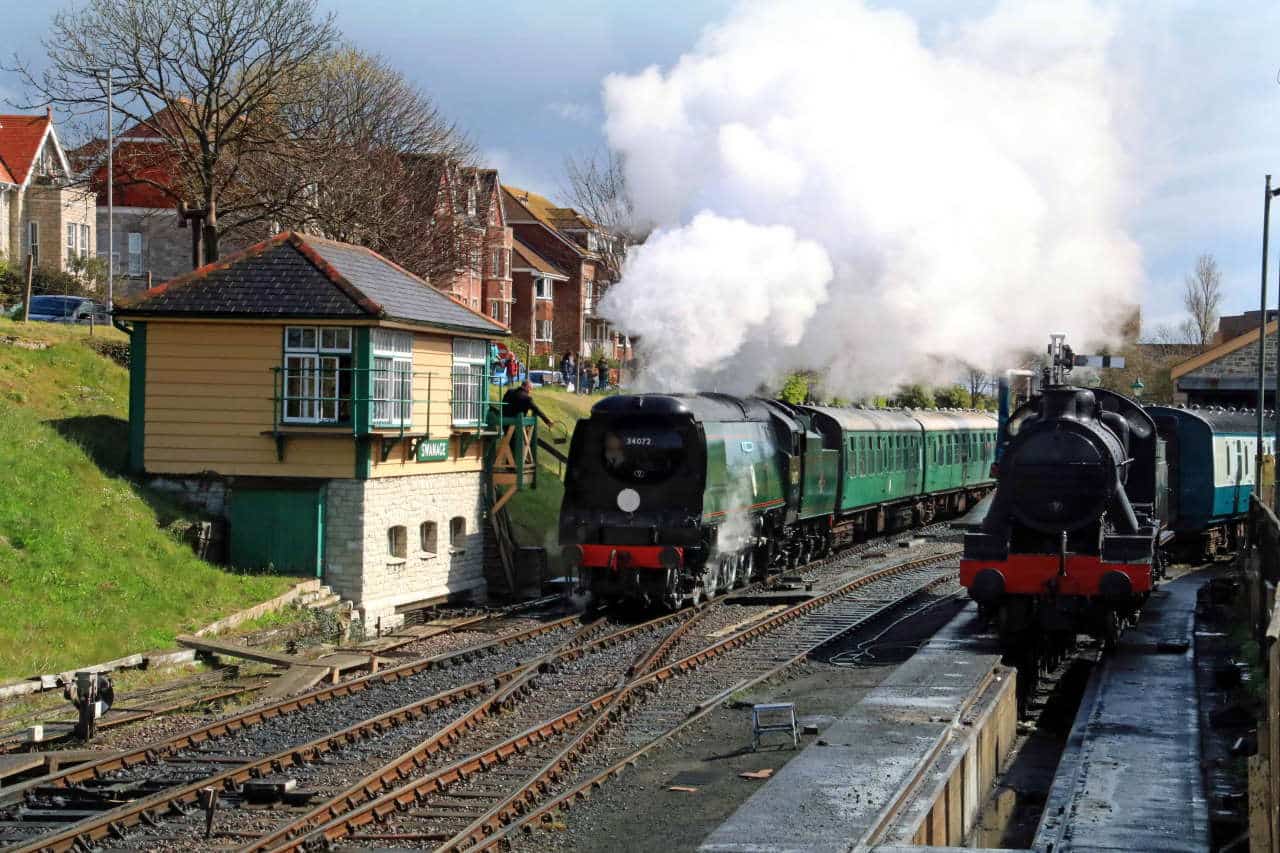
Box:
[505,388,600,564]
[0,320,295,678]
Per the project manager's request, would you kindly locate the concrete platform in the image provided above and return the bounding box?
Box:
[699,605,1012,853]
[1033,571,1211,853]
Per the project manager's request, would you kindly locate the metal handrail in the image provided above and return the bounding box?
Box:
[267,365,504,438]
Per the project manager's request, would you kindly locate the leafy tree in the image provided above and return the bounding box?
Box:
[933,385,967,408]
[779,373,809,405]
[893,384,935,409]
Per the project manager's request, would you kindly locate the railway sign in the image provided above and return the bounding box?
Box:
[416,438,450,462]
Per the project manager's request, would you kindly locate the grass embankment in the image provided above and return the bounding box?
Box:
[0,318,296,678]
[505,387,601,568]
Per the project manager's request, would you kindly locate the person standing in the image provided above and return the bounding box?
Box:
[596,356,609,392]
[561,352,575,389]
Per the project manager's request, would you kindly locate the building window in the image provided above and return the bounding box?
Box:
[127,232,142,276]
[534,278,552,300]
[470,248,482,272]
[420,521,438,556]
[467,187,477,216]
[450,516,466,549]
[503,249,509,277]
[28,221,38,264]
[372,329,413,427]
[388,525,407,559]
[79,223,90,259]
[503,302,510,324]
[535,320,552,342]
[489,299,500,320]
[282,326,352,424]
[452,337,488,426]
[491,248,500,276]
[66,223,77,265]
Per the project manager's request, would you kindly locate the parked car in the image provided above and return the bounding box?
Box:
[11,295,110,326]
[528,370,563,387]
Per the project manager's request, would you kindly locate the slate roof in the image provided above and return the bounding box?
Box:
[116,231,507,336]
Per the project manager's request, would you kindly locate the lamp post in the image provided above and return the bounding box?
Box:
[1258,175,1280,481]
[1130,378,1145,400]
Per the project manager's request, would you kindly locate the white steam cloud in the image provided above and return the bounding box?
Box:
[599,0,1141,397]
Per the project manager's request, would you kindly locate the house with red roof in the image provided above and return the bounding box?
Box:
[0,110,96,274]
[78,110,198,294]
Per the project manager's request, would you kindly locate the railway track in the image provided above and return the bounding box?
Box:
[0,613,607,851]
[0,529,958,852]
[254,548,960,852]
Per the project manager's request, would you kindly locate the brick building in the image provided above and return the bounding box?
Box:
[0,111,96,273]
[76,107,205,296]
[510,237,568,362]
[501,186,631,363]
[114,231,524,626]
[1172,321,1280,407]
[401,158,512,325]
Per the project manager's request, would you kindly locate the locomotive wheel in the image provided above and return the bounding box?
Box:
[702,563,719,600]
[736,552,752,587]
[722,556,738,592]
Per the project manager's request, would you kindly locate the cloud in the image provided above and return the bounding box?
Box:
[599,0,1141,397]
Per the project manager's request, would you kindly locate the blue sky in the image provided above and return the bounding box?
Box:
[3,0,1280,338]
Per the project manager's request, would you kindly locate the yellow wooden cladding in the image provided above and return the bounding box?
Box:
[143,322,351,477]
[142,321,478,479]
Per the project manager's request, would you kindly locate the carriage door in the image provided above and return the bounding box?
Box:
[1234,439,1244,514]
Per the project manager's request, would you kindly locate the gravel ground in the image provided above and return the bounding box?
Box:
[510,588,968,853]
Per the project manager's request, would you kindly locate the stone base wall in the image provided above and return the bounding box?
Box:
[325,473,489,628]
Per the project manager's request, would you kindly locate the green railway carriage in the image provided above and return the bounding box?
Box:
[800,406,998,539]
[915,411,999,493]
[562,393,997,609]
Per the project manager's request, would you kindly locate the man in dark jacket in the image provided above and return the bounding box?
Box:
[596,357,610,391]
[502,381,553,427]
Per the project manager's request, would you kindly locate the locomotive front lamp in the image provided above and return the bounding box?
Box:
[1130,378,1145,399]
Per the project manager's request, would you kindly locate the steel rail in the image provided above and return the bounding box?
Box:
[8,611,704,853]
[0,614,583,808]
[3,615,621,852]
[269,550,959,852]
[479,560,961,851]
[232,609,702,853]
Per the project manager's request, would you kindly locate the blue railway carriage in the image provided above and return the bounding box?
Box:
[1147,405,1276,554]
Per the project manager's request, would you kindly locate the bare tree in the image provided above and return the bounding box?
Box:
[266,49,478,283]
[965,366,990,406]
[1181,253,1223,350]
[562,148,643,275]
[13,0,337,262]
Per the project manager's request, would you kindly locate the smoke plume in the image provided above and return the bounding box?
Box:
[599,0,1141,397]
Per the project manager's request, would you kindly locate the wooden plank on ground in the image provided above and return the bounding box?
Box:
[175,635,303,668]
[258,665,331,700]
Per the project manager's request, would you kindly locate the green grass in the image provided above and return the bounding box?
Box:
[0,318,296,678]
[505,387,603,568]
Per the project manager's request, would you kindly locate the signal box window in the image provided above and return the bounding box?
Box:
[283,326,353,423]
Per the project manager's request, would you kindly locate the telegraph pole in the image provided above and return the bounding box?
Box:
[106,68,114,313]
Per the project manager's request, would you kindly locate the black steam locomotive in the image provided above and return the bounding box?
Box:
[961,337,1169,650]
